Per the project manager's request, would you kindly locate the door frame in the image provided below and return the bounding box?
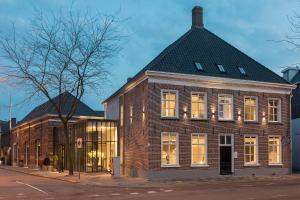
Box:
[218,134,234,174]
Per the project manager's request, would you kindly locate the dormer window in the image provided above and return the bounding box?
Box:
[238,66,247,75]
[217,64,226,73]
[195,62,204,71]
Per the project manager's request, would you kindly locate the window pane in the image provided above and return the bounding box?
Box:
[191,134,206,165]
[161,133,177,165]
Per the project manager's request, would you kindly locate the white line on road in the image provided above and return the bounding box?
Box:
[16,181,48,194]
[130,192,139,195]
[111,193,120,196]
[164,189,174,193]
[271,194,289,199]
[147,191,157,194]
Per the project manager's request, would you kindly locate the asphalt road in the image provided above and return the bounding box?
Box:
[1,168,300,200]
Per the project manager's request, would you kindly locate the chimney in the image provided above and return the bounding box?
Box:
[192,6,204,28]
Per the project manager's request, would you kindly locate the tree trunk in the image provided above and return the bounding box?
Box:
[63,122,74,175]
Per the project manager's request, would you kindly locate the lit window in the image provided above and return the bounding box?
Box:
[268,99,281,122]
[218,95,233,120]
[238,66,247,75]
[268,136,282,165]
[161,132,178,166]
[130,106,133,124]
[161,90,178,118]
[244,97,258,121]
[191,134,207,166]
[195,62,204,71]
[217,64,226,73]
[120,105,124,127]
[191,92,207,119]
[244,136,258,165]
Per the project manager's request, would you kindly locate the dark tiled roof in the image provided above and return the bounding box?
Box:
[21,92,99,123]
[104,27,290,103]
[0,121,9,134]
[291,71,300,84]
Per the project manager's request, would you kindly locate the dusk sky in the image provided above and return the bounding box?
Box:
[0,0,299,121]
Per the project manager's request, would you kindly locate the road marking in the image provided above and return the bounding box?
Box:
[111,193,120,196]
[87,194,102,198]
[16,181,47,194]
[16,193,24,196]
[130,192,139,195]
[271,194,288,199]
[147,191,157,194]
[164,189,174,192]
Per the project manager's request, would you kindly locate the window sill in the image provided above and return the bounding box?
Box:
[161,165,181,168]
[191,164,209,168]
[244,163,260,167]
[268,163,283,166]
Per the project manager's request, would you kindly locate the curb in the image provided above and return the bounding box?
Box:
[0,166,79,184]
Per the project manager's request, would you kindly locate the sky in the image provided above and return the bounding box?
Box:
[0,0,299,121]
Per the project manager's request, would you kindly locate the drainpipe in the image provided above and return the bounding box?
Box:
[290,92,293,175]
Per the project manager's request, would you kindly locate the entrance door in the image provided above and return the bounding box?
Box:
[219,135,233,175]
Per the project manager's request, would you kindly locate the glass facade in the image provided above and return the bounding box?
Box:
[63,119,118,173]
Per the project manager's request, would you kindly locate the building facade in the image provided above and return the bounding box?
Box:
[10,92,110,170]
[282,67,300,170]
[104,6,295,179]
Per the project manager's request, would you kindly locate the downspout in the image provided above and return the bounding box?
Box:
[290,91,293,175]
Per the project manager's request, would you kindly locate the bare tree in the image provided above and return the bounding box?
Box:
[0,8,121,175]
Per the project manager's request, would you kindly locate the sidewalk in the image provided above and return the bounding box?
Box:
[0,165,149,188]
[1,165,300,188]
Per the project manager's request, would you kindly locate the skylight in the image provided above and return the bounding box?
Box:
[195,62,204,71]
[217,64,226,73]
[238,66,247,75]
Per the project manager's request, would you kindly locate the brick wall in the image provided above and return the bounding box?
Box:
[11,119,56,168]
[120,80,150,177]
[145,82,290,177]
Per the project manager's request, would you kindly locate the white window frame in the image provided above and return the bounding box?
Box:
[191,92,207,120]
[161,89,179,118]
[120,104,124,127]
[129,106,133,124]
[244,135,259,166]
[268,135,282,165]
[218,94,234,121]
[268,98,281,123]
[191,133,208,167]
[161,132,179,167]
[244,96,258,122]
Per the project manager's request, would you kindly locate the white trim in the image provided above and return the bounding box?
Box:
[146,71,295,94]
[268,98,282,123]
[190,92,207,120]
[218,94,234,121]
[161,132,179,167]
[268,135,282,165]
[160,89,179,119]
[244,135,259,166]
[244,96,259,122]
[191,133,208,166]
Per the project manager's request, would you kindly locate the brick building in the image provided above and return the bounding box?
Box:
[10,92,106,169]
[0,119,16,165]
[103,6,295,179]
[282,67,300,170]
